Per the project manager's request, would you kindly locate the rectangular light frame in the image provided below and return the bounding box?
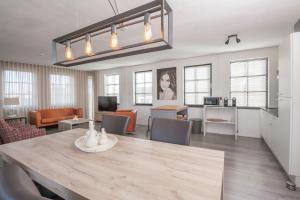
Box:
[52,0,173,67]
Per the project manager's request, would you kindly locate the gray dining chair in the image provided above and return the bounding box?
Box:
[101,114,130,135]
[0,163,50,200]
[150,118,192,145]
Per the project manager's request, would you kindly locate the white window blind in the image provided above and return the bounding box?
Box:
[184,64,211,105]
[135,71,152,105]
[104,74,120,103]
[3,70,35,106]
[230,59,268,107]
[50,74,74,106]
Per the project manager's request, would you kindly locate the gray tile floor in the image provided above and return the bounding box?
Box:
[28,125,300,199]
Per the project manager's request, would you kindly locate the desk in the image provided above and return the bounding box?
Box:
[148,105,189,134]
[0,128,224,200]
[151,105,188,119]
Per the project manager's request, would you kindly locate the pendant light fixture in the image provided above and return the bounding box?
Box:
[144,13,152,42]
[64,41,73,60]
[110,24,118,49]
[85,34,93,55]
[52,0,173,67]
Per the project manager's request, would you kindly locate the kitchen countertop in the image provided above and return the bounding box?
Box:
[261,108,278,117]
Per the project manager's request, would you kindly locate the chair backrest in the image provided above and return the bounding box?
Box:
[0,119,19,144]
[0,164,50,200]
[150,118,192,145]
[101,114,130,135]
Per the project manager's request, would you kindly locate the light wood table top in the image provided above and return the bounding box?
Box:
[151,105,188,111]
[0,128,224,200]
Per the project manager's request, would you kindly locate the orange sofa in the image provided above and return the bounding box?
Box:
[111,109,137,133]
[29,108,83,128]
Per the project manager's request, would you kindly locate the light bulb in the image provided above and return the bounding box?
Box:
[85,34,93,56]
[65,41,73,60]
[144,13,152,42]
[144,23,152,42]
[110,25,118,49]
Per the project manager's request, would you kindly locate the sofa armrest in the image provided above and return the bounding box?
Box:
[29,111,42,128]
[75,108,83,118]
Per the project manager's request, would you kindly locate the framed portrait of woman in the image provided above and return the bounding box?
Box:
[157,67,177,100]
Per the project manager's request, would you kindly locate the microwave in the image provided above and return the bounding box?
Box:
[204,97,221,105]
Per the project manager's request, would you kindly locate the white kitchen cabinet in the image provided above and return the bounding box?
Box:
[269,32,300,186]
[260,110,273,147]
[260,110,278,150]
[290,32,300,178]
[260,110,267,140]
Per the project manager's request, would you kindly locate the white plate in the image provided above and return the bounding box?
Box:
[74,135,118,153]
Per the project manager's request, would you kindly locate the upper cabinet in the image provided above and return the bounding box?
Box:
[278,36,291,98]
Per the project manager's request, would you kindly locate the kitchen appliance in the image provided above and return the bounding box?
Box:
[224,97,237,107]
[224,98,228,107]
[204,97,221,106]
[232,97,237,107]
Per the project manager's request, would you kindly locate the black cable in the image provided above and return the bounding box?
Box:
[107,0,117,15]
[113,0,120,14]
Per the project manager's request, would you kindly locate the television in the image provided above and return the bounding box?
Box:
[98,96,118,111]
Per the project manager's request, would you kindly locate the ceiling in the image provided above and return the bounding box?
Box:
[0,0,299,71]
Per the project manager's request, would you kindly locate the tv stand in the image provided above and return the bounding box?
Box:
[94,111,114,122]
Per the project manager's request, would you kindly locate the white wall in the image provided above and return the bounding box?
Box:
[95,47,278,138]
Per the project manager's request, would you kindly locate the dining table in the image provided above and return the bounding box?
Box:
[0,128,224,200]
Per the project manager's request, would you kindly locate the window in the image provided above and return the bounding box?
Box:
[230,58,268,107]
[3,70,35,106]
[184,64,212,106]
[104,74,120,103]
[135,71,152,105]
[50,74,74,106]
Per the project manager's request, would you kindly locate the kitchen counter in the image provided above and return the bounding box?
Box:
[261,108,278,117]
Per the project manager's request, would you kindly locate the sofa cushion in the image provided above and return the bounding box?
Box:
[41,118,59,124]
[63,116,74,120]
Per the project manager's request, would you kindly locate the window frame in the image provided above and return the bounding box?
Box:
[104,73,120,103]
[134,70,153,106]
[230,58,269,108]
[184,64,212,107]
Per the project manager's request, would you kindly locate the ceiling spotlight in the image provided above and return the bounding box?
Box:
[225,34,241,45]
[225,39,229,45]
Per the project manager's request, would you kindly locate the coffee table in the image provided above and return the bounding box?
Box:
[58,118,90,131]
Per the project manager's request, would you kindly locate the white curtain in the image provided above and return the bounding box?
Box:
[0,60,95,118]
[88,75,95,120]
[49,74,75,107]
